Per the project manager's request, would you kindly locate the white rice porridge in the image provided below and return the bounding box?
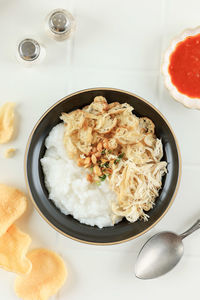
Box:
[40,123,121,228]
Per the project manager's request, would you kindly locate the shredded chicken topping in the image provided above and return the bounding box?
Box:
[61,96,167,223]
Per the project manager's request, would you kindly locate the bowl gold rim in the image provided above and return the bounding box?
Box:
[24,87,182,245]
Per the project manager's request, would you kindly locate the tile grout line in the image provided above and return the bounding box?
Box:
[66,0,78,94]
[56,2,79,299]
[56,1,77,298]
[156,0,167,110]
[55,4,77,300]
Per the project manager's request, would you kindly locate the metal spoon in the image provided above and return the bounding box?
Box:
[135,219,200,279]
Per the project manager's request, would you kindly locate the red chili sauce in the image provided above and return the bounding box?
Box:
[168,33,200,98]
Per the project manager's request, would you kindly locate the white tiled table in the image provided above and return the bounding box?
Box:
[0,0,200,299]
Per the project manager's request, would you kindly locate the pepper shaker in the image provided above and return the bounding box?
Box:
[46,9,75,41]
[16,38,46,66]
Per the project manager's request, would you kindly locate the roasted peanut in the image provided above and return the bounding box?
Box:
[106,168,113,174]
[77,158,84,167]
[92,147,97,153]
[95,152,101,158]
[84,164,90,168]
[103,138,109,149]
[84,157,91,165]
[86,174,93,183]
[97,142,103,152]
[91,154,97,164]
[94,165,102,176]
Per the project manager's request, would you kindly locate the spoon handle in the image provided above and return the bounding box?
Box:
[179,219,200,240]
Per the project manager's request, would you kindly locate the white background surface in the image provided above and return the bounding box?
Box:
[0,0,200,299]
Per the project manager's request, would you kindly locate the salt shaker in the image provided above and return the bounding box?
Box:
[16,38,46,66]
[46,9,75,41]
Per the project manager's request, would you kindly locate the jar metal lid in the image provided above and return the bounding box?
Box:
[18,39,40,61]
[48,11,71,35]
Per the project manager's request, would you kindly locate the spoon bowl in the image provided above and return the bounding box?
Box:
[135,219,200,279]
[135,232,183,279]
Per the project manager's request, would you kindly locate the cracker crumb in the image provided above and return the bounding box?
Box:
[4,148,16,158]
[0,102,15,144]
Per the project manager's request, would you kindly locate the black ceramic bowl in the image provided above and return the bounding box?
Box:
[25,88,181,245]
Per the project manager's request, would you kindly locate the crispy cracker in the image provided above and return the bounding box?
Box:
[139,117,155,134]
[0,102,15,144]
[0,184,27,237]
[0,224,31,274]
[15,248,67,300]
